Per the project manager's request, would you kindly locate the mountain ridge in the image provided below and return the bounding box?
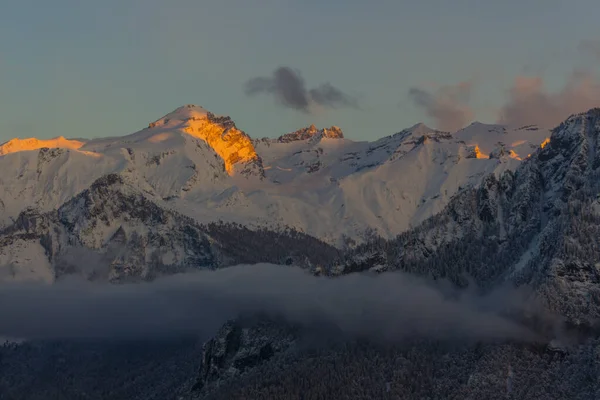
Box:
[0,104,552,282]
[0,104,544,158]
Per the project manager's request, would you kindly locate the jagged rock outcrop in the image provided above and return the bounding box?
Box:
[465,144,484,159]
[489,144,521,160]
[275,124,344,143]
[191,318,298,393]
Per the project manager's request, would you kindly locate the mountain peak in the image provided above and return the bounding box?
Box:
[144,105,263,177]
[389,123,437,141]
[545,107,600,157]
[324,126,344,138]
[276,125,344,143]
[407,123,436,135]
[148,104,209,128]
[169,104,208,116]
[408,122,433,130]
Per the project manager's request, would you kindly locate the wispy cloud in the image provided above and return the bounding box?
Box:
[408,81,474,132]
[245,67,359,113]
[497,71,600,128]
[407,39,600,129]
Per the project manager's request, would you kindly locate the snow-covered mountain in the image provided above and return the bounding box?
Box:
[0,104,550,281]
[0,105,262,227]
[337,108,600,324]
[0,105,548,240]
[186,108,600,397]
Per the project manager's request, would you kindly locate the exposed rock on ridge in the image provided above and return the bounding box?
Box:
[276,124,344,143]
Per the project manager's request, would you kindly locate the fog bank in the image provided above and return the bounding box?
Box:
[0,264,542,342]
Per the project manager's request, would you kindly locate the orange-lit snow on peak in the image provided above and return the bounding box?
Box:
[148,105,260,175]
[183,116,259,175]
[0,136,85,156]
[147,104,209,129]
[540,138,550,149]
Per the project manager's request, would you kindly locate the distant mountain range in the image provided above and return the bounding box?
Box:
[0,104,548,282]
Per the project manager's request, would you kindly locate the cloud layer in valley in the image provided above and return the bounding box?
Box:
[0,264,545,343]
[245,67,359,113]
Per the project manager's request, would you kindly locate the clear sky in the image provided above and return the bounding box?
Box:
[1,0,599,142]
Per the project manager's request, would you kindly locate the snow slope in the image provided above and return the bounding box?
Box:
[0,136,86,155]
[0,105,549,246]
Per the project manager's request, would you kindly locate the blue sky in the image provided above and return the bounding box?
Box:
[1,0,599,142]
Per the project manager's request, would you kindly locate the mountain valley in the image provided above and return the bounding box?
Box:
[1,106,599,400]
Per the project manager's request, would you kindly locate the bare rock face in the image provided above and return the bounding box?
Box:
[276,125,345,143]
[465,144,484,159]
[191,318,298,393]
[322,125,344,139]
[489,144,521,160]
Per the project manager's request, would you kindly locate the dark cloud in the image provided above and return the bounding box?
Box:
[309,83,359,109]
[244,67,359,112]
[0,264,544,342]
[245,67,310,111]
[497,71,600,128]
[408,81,474,132]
